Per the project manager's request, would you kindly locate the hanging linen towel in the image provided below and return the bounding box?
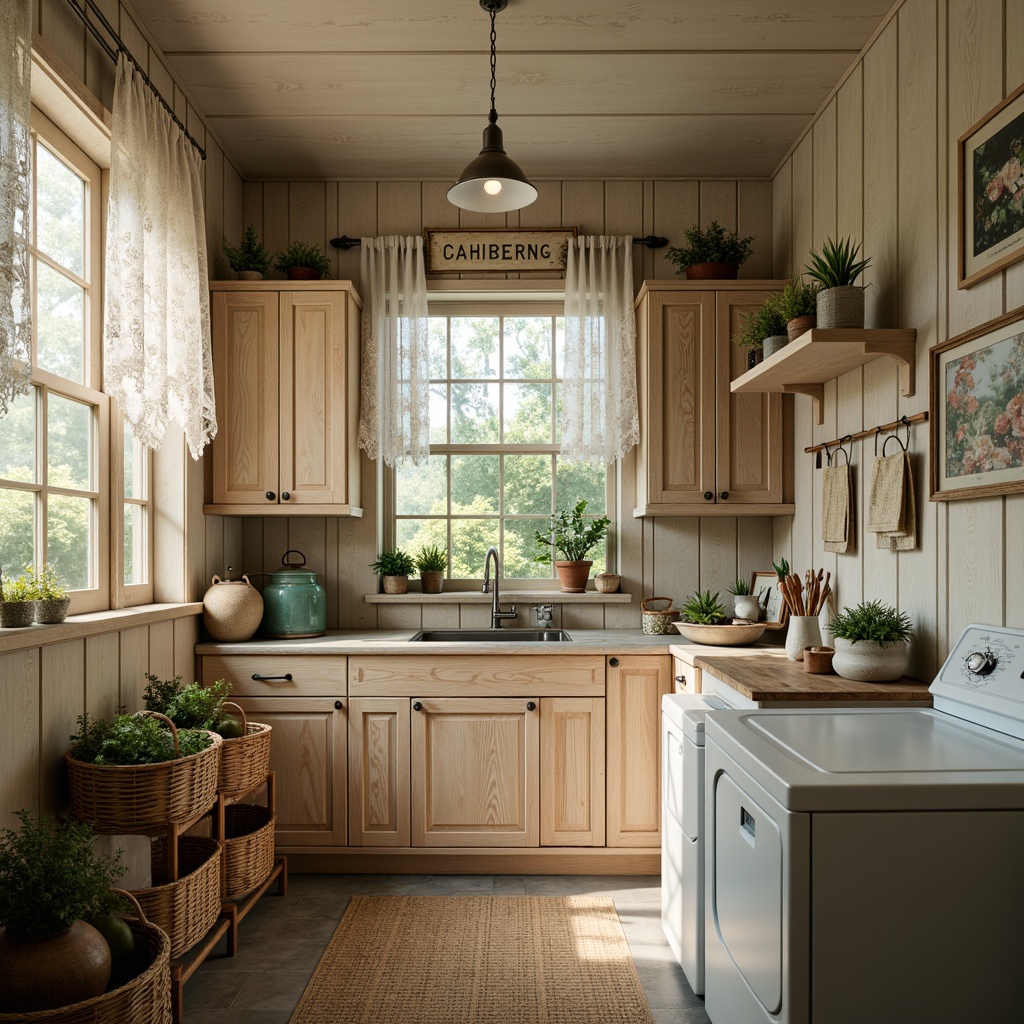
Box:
[868,451,917,550]
[822,463,854,553]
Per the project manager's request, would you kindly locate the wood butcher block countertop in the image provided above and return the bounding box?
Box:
[693,650,933,703]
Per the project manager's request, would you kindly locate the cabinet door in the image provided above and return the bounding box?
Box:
[540,697,605,847]
[211,291,280,505]
[348,697,411,847]
[672,655,697,693]
[411,698,539,848]
[231,696,346,847]
[715,291,784,504]
[606,655,671,847]
[279,291,350,505]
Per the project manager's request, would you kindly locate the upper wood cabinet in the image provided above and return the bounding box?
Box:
[634,280,793,517]
[206,281,362,516]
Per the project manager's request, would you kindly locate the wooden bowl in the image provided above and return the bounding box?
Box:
[672,621,767,646]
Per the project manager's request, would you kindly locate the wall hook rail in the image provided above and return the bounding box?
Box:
[805,411,928,462]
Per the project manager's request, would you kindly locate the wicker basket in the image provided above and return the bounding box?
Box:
[221,804,276,901]
[66,713,222,831]
[641,597,677,635]
[0,891,171,1024]
[132,836,222,960]
[217,702,272,796]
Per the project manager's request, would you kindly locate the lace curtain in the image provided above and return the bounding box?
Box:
[561,235,639,465]
[0,0,32,415]
[358,235,430,466]
[103,54,215,460]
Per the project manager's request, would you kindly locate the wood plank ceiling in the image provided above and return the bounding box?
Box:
[130,0,898,182]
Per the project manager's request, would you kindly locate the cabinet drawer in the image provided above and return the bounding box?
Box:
[201,655,346,696]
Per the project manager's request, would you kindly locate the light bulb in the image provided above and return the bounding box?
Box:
[483,179,503,195]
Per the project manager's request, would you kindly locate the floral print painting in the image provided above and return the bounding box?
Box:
[944,331,1024,478]
[972,112,1024,258]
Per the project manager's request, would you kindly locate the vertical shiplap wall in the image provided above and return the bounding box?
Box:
[772,0,1024,681]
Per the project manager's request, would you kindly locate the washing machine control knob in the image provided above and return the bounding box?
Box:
[965,649,997,675]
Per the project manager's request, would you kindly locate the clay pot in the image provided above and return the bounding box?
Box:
[684,262,739,280]
[554,560,592,594]
[420,571,444,594]
[35,597,71,623]
[786,314,816,342]
[203,575,264,642]
[286,266,319,280]
[382,575,408,595]
[0,920,111,1012]
[832,638,909,682]
[804,646,835,674]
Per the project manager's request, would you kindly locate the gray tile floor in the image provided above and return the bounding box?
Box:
[180,874,710,1024]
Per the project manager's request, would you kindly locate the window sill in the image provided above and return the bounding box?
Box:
[364,591,632,605]
[0,603,203,655]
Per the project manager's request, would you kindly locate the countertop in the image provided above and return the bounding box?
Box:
[694,650,932,703]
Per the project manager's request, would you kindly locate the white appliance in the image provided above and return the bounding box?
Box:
[661,691,726,994]
[703,624,1024,1024]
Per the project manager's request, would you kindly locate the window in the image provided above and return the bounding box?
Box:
[393,310,610,583]
[0,110,150,611]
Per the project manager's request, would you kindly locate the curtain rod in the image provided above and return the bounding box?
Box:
[62,0,207,160]
[330,234,669,250]
[803,411,929,457]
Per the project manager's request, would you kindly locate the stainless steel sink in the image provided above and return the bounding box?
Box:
[408,629,573,643]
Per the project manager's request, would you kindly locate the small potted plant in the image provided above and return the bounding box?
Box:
[0,565,36,628]
[664,220,755,280]
[777,277,821,341]
[32,563,70,623]
[273,239,333,280]
[733,294,788,363]
[828,600,912,682]
[370,548,417,595]
[0,810,126,1012]
[222,225,274,280]
[727,578,760,620]
[533,499,611,593]
[804,236,872,329]
[414,545,447,595]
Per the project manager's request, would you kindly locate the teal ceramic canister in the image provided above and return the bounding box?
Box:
[260,550,326,638]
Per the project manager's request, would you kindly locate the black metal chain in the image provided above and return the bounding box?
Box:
[488,4,498,123]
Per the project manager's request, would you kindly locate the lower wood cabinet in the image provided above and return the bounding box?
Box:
[348,697,410,847]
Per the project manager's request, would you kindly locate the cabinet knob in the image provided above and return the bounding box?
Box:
[609,657,619,667]
[334,700,343,710]
[720,490,730,500]
[252,673,292,682]
[265,490,276,501]
[282,491,291,501]
[675,674,686,686]
[526,701,536,711]
[413,701,423,712]
[703,491,713,501]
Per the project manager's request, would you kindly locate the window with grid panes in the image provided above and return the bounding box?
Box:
[393,311,610,582]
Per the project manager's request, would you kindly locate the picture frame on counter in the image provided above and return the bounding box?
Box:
[750,571,788,629]
[958,80,1024,289]
[930,307,1024,502]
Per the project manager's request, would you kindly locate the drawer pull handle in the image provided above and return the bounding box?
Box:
[413,701,423,712]
[252,673,293,682]
[334,700,343,710]
[526,701,536,711]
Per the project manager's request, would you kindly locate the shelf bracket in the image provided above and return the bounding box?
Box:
[862,338,917,398]
[782,383,825,424]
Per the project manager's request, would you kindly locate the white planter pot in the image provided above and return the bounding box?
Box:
[831,637,909,682]
[733,595,760,620]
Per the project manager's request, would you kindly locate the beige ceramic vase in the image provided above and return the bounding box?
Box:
[202,575,264,642]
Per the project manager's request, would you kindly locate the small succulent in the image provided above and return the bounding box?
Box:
[679,590,727,625]
[369,548,417,577]
[829,600,912,646]
[772,557,790,580]
[726,578,750,596]
[804,236,871,289]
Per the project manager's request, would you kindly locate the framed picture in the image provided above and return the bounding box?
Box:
[958,81,1024,289]
[930,308,1024,501]
[749,571,788,629]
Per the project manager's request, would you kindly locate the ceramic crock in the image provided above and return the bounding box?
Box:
[203,574,264,642]
[260,550,326,638]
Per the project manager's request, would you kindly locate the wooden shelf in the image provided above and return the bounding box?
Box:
[730,328,917,424]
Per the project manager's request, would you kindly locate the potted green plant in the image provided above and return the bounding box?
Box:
[804,235,872,329]
[733,293,788,361]
[0,565,36,628]
[0,810,126,1012]
[533,499,611,593]
[414,545,447,595]
[727,578,760,620]
[664,221,755,280]
[679,590,727,624]
[32,563,70,623]
[222,225,274,280]
[777,277,821,341]
[828,600,913,681]
[273,240,333,280]
[370,548,417,595]
[142,673,238,736]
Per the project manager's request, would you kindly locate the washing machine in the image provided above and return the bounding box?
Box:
[661,691,727,993]
[703,624,1024,1024]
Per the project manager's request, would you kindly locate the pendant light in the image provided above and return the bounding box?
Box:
[447,0,537,213]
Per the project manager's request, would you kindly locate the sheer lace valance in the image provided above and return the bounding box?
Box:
[561,235,639,465]
[0,0,33,416]
[103,54,215,459]
[358,236,430,467]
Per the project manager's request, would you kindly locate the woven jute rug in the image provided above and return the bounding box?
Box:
[288,895,656,1024]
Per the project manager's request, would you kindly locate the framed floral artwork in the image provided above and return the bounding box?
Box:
[930,308,1024,501]
[958,81,1024,289]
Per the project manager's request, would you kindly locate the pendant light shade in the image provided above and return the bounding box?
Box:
[448,0,537,214]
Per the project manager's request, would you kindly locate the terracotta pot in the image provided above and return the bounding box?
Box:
[684,262,739,280]
[420,570,444,594]
[35,597,71,624]
[786,314,816,342]
[203,575,264,642]
[832,637,909,682]
[554,560,592,593]
[286,266,320,280]
[0,920,111,1012]
[381,575,408,595]
[0,601,35,628]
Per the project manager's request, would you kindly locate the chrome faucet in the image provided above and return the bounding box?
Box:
[482,546,517,629]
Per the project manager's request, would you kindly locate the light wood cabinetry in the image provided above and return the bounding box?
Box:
[348,697,411,847]
[672,655,697,694]
[606,654,672,847]
[206,281,362,516]
[634,279,792,516]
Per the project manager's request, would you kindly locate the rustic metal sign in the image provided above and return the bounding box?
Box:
[424,228,577,273]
